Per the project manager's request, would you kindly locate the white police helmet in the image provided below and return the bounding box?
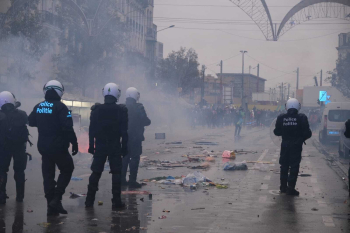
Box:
[0,91,16,109]
[43,80,64,97]
[125,87,140,101]
[286,98,301,111]
[102,83,121,100]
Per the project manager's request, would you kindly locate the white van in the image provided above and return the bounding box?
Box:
[319,102,350,144]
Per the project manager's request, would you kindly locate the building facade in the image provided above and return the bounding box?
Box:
[337,32,350,61]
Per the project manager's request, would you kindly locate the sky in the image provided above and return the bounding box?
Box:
[154,0,350,94]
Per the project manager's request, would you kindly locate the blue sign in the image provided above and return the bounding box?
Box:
[319,91,327,102]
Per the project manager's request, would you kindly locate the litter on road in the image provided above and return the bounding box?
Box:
[70,192,86,198]
[223,161,248,171]
[71,177,83,181]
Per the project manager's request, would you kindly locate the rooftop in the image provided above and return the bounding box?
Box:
[216,73,267,81]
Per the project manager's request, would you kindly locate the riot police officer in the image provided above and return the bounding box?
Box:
[122,87,151,188]
[344,120,350,196]
[28,80,78,216]
[274,98,312,196]
[0,91,29,204]
[86,83,128,209]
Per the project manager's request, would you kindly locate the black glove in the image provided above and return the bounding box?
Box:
[88,146,95,155]
[72,143,79,156]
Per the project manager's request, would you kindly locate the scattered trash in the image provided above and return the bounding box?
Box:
[165,141,182,145]
[182,171,211,186]
[223,161,248,171]
[149,194,153,200]
[140,227,147,230]
[37,223,51,228]
[164,149,172,153]
[311,208,318,211]
[205,157,215,162]
[216,184,228,189]
[299,174,312,177]
[163,210,170,213]
[342,177,346,180]
[252,163,269,172]
[27,209,33,213]
[98,201,103,206]
[191,207,205,210]
[71,177,83,181]
[195,142,218,146]
[140,198,144,202]
[70,192,86,198]
[189,162,211,169]
[158,215,167,219]
[222,150,236,160]
[122,191,150,195]
[155,133,166,139]
[92,218,98,221]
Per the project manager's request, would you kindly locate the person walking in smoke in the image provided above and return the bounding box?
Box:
[0,91,30,204]
[86,83,128,209]
[274,98,312,196]
[121,87,151,188]
[28,80,79,216]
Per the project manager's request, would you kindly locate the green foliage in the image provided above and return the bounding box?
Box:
[53,0,128,96]
[157,47,200,95]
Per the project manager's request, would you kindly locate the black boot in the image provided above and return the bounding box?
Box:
[112,195,125,210]
[85,185,97,208]
[49,195,68,214]
[128,181,142,189]
[47,198,59,217]
[121,179,129,187]
[286,187,300,196]
[280,179,287,193]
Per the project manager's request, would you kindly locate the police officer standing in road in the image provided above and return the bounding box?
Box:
[0,91,29,204]
[86,83,128,209]
[121,87,151,189]
[274,98,312,196]
[28,80,78,216]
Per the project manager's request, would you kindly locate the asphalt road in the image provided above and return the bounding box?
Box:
[1,125,349,233]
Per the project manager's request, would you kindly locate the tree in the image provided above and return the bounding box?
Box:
[326,54,350,98]
[53,0,128,97]
[157,47,200,95]
[0,0,48,93]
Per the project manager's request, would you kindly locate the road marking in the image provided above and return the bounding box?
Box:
[310,178,318,184]
[264,175,271,180]
[259,196,267,203]
[257,149,268,162]
[261,184,268,190]
[322,216,335,227]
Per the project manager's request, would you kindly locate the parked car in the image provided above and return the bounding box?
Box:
[319,102,350,144]
[338,124,350,157]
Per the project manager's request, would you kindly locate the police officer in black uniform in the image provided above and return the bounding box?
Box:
[274,98,312,196]
[121,87,151,189]
[28,80,78,216]
[85,83,128,209]
[0,91,29,204]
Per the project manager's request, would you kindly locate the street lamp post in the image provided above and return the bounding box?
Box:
[240,50,248,110]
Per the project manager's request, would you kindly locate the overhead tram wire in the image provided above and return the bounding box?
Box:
[206,54,241,67]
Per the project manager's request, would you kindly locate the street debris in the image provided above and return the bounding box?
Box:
[27,209,33,213]
[122,191,150,195]
[311,208,319,211]
[252,163,269,172]
[205,157,216,162]
[223,161,248,171]
[98,201,103,206]
[299,174,312,177]
[165,141,182,145]
[163,210,170,213]
[70,192,86,198]
[37,222,51,228]
[222,150,236,160]
[195,142,218,146]
[188,162,211,169]
[191,207,205,210]
[182,171,211,186]
[216,184,228,189]
[71,177,83,181]
[158,215,167,219]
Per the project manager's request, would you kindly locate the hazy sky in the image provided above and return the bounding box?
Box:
[154,0,350,93]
